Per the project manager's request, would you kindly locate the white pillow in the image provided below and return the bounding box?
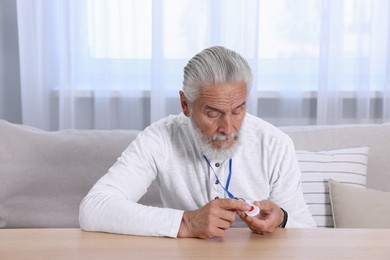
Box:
[296,147,369,228]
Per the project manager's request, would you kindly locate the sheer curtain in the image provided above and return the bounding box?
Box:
[16,0,390,130]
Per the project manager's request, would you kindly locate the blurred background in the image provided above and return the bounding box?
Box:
[1,0,389,130]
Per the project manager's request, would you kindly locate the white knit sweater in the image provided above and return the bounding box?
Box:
[79,113,316,237]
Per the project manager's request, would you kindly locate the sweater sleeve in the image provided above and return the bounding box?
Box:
[79,183,184,237]
[79,126,184,237]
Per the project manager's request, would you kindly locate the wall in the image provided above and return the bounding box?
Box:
[0,0,22,123]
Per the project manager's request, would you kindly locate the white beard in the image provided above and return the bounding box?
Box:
[190,119,241,161]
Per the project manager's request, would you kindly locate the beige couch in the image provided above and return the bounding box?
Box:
[1,119,389,229]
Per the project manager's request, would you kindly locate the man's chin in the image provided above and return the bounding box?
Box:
[211,140,235,150]
[204,141,240,161]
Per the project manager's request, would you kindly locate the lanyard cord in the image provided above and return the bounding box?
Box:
[203,155,235,199]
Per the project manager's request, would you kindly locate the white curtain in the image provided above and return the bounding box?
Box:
[17,0,390,130]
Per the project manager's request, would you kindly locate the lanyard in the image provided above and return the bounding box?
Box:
[203,155,235,199]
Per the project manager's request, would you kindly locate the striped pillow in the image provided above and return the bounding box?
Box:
[296,147,369,228]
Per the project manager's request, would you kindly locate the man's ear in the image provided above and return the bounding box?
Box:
[179,91,190,117]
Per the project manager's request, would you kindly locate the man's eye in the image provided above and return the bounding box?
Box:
[207,111,221,118]
[232,107,243,115]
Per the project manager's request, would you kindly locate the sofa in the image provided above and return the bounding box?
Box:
[1,119,389,229]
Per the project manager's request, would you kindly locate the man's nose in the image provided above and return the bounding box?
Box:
[218,114,234,135]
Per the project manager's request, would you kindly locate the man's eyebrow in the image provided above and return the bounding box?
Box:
[235,101,246,109]
[204,101,246,113]
[204,105,224,114]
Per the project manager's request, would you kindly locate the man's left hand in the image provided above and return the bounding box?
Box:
[237,200,284,235]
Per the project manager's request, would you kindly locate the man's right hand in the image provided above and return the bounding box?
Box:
[177,198,250,239]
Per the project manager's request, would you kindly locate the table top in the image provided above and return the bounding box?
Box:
[0,228,389,259]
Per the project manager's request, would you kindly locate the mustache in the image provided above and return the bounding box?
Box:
[210,133,239,141]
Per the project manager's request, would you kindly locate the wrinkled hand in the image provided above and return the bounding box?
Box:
[237,200,284,235]
[178,199,250,239]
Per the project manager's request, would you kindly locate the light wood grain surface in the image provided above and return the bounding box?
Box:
[0,228,389,259]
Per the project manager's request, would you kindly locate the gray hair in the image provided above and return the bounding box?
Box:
[182,46,253,103]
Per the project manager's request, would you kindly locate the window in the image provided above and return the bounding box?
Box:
[83,0,381,93]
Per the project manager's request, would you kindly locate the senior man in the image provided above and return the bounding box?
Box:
[79,46,316,239]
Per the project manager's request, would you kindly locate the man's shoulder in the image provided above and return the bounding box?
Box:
[134,114,191,154]
[243,113,292,144]
[142,113,190,136]
[244,113,281,133]
[150,113,189,129]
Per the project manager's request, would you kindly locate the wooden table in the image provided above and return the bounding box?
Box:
[0,228,389,259]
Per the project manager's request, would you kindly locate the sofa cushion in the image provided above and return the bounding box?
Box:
[329,179,390,228]
[281,123,390,192]
[0,120,139,228]
[297,147,369,227]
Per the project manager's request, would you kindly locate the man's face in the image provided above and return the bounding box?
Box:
[180,82,247,153]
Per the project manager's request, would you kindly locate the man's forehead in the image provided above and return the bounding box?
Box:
[197,84,247,110]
